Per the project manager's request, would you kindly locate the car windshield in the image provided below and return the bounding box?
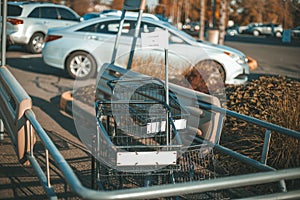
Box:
[7,5,22,16]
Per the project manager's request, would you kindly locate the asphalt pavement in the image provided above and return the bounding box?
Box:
[224,35,300,81]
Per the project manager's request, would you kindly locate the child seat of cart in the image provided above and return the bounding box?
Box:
[96,63,224,147]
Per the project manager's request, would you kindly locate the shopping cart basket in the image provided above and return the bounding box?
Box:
[94,77,221,194]
[94,77,188,170]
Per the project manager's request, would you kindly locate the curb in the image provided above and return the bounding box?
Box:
[59,91,73,114]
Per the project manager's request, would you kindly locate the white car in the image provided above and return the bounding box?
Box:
[42,16,249,85]
[80,10,161,21]
[4,1,80,53]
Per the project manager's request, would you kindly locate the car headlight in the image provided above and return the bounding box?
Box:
[224,51,247,65]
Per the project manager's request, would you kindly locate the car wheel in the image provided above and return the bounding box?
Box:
[185,60,225,94]
[229,30,237,36]
[66,51,97,79]
[275,31,282,37]
[26,32,44,54]
[253,30,260,36]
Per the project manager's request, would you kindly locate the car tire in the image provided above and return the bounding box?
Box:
[26,32,45,54]
[185,60,225,93]
[66,51,97,79]
[275,31,282,37]
[253,30,260,36]
[229,30,237,36]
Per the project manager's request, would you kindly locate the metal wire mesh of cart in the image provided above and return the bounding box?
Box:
[94,144,224,199]
[94,77,189,172]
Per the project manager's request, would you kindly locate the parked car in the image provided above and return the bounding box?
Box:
[291,26,300,38]
[182,22,202,36]
[240,22,263,34]
[81,10,160,21]
[226,25,240,36]
[4,1,81,53]
[80,10,120,21]
[42,16,249,85]
[80,12,103,21]
[245,23,283,37]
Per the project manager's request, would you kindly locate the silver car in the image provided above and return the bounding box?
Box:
[42,16,249,85]
[5,1,80,53]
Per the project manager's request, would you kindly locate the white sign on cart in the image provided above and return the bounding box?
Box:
[141,29,169,49]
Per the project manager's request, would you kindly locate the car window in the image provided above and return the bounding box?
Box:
[77,20,133,35]
[57,7,78,21]
[40,7,58,19]
[107,21,132,35]
[7,5,22,16]
[28,7,40,18]
[77,19,186,44]
[77,23,99,32]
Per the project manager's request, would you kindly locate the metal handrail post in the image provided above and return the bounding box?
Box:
[261,130,271,165]
[260,130,287,192]
[1,0,7,66]
[0,119,4,141]
[45,148,51,188]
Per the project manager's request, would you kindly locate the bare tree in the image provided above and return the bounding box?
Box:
[199,0,205,40]
[218,0,227,44]
[71,0,90,16]
[111,0,123,10]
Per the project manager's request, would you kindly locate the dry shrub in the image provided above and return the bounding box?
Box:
[220,75,300,173]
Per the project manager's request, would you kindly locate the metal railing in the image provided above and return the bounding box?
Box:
[25,95,300,200]
[1,62,300,199]
[1,0,300,198]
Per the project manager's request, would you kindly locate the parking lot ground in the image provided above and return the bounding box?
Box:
[0,129,91,199]
[0,133,48,199]
[225,35,300,47]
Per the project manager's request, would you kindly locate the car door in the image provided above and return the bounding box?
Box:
[39,7,78,29]
[264,24,272,35]
[39,7,61,28]
[57,7,80,26]
[74,19,136,66]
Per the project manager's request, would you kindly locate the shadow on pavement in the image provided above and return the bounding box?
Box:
[6,57,71,79]
[30,95,78,138]
[0,131,90,199]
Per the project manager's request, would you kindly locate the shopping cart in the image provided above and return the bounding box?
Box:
[92,0,220,195]
[94,76,220,193]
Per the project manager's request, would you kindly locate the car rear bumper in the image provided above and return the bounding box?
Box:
[8,32,29,45]
[42,46,65,69]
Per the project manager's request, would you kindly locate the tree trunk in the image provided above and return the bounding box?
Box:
[218,0,227,45]
[199,0,205,41]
